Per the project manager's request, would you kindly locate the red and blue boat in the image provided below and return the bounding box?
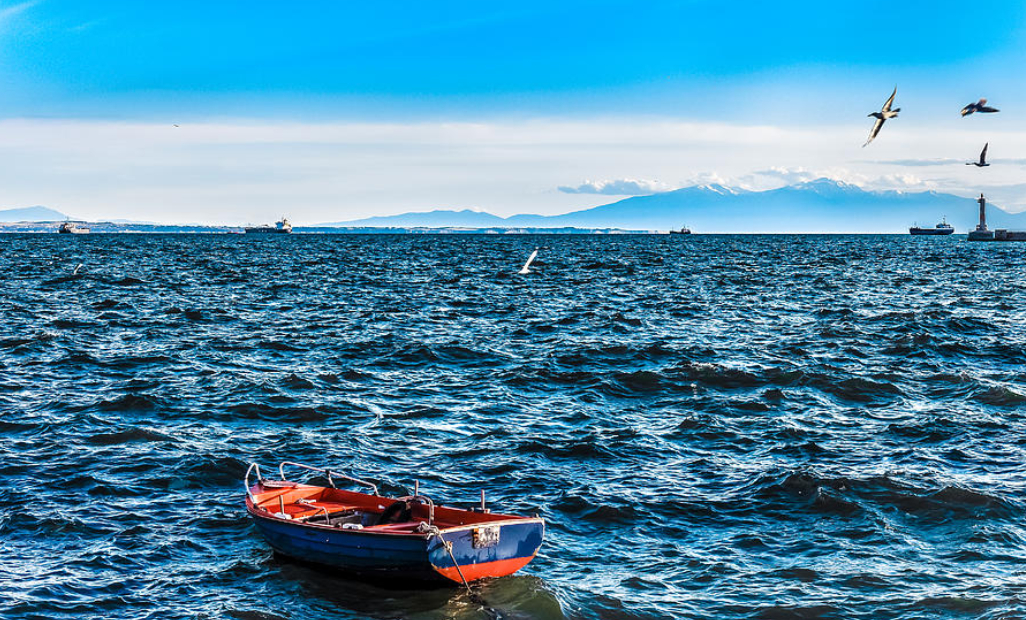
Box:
[244,461,545,585]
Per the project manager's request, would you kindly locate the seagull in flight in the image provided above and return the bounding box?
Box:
[961,99,999,116]
[518,248,539,275]
[966,142,990,167]
[864,87,900,147]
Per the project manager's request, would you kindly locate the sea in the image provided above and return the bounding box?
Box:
[1,233,1025,620]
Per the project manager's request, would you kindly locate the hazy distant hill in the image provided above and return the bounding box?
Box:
[326,179,1026,233]
[0,206,69,222]
[320,208,507,228]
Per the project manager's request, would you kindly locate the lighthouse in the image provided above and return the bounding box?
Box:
[968,192,1026,241]
[968,193,997,240]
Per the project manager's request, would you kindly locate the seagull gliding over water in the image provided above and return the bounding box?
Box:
[519,248,539,275]
[961,99,999,116]
[967,142,990,167]
[863,87,900,147]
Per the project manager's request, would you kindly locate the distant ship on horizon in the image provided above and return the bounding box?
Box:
[669,226,691,235]
[58,221,90,234]
[909,218,954,236]
[245,217,292,234]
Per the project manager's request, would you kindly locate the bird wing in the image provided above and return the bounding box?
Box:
[519,249,539,273]
[979,106,1000,113]
[882,87,897,112]
[864,118,885,146]
[981,143,988,163]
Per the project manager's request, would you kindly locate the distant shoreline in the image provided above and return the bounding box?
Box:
[0,226,970,236]
[0,222,652,235]
[0,220,981,236]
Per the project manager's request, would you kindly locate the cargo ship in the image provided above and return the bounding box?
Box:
[909,219,954,235]
[245,217,292,234]
[58,221,90,234]
[669,226,691,235]
[968,194,1026,242]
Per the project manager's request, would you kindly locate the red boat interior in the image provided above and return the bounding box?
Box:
[248,482,523,533]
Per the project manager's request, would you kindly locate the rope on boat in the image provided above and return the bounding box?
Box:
[442,537,472,594]
[420,526,500,618]
[425,526,472,594]
[440,539,503,620]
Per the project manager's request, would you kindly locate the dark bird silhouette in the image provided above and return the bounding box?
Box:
[864,87,900,147]
[966,142,990,167]
[961,98,999,116]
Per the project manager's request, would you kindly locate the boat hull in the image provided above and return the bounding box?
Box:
[425,521,544,582]
[909,227,954,235]
[250,509,437,580]
[58,226,90,234]
[247,501,544,584]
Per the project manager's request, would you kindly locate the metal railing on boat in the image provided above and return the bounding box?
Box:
[278,461,380,496]
[244,461,380,503]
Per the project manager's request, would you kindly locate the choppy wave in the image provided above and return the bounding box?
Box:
[2,233,1026,620]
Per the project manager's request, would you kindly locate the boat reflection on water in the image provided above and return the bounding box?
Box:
[243,461,559,619]
[267,558,566,620]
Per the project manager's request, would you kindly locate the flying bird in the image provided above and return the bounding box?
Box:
[518,248,539,275]
[961,99,999,116]
[864,87,900,147]
[966,142,990,167]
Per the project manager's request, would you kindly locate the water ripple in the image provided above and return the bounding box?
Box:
[2,233,1025,619]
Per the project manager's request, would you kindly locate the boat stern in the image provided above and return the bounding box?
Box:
[426,518,545,583]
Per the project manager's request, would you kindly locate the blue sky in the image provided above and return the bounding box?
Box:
[4,1,1026,119]
[2,1,1026,223]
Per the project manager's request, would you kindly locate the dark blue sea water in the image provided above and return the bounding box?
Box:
[2,234,1025,620]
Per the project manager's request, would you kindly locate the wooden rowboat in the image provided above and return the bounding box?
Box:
[244,462,545,585]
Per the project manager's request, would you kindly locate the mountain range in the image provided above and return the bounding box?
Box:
[0,206,69,221]
[5,180,1024,233]
[323,179,1026,233]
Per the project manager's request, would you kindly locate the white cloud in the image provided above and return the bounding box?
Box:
[728,166,930,192]
[871,158,961,167]
[0,1,37,25]
[558,178,674,195]
[746,166,821,186]
[873,173,928,189]
[678,171,735,188]
[2,117,1026,223]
